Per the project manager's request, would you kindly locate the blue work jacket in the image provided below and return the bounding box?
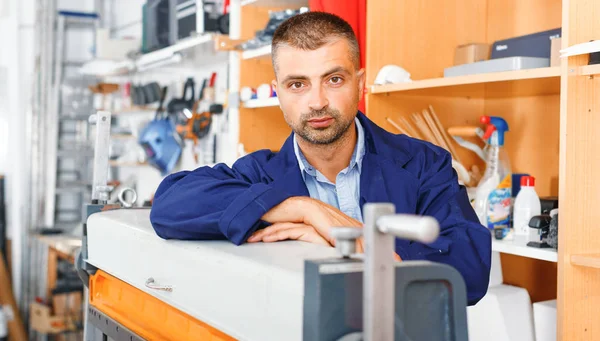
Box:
[150,111,492,305]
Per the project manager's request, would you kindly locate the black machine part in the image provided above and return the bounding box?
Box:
[526,215,553,248]
[303,259,469,341]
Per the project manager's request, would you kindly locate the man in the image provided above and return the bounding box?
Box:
[150,12,491,305]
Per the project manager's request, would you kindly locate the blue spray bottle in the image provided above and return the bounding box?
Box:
[473,116,512,229]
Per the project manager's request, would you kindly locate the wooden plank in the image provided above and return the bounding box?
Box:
[558,0,600,339]
[500,254,558,303]
[47,248,58,299]
[578,64,600,76]
[571,254,600,269]
[370,67,560,95]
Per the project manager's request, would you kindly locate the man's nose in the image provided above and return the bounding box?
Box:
[307,85,328,111]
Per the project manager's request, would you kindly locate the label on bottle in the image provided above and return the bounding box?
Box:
[486,175,512,230]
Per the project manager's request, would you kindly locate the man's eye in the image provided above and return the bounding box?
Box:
[290,82,303,89]
[330,76,343,84]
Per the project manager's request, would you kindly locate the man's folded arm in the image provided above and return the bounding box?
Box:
[149,155,293,245]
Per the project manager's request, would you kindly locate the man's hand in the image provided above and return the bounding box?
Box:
[261,197,362,245]
[247,222,331,246]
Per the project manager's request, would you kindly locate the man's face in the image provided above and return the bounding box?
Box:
[272,38,365,145]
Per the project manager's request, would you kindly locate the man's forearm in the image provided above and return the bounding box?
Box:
[261,196,312,224]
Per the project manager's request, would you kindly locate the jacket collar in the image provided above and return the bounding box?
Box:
[263,111,414,195]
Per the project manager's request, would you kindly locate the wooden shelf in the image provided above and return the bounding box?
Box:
[243,97,280,108]
[578,64,600,76]
[369,67,560,96]
[492,236,557,263]
[241,45,272,60]
[571,254,600,269]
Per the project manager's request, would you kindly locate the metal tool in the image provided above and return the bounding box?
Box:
[332,204,440,341]
[304,203,469,341]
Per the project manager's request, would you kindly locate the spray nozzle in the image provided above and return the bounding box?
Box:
[480,115,509,146]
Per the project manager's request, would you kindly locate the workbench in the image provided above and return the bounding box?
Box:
[86,208,340,341]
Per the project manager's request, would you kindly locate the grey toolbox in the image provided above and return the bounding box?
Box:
[444,56,550,77]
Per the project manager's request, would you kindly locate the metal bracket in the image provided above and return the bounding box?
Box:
[86,306,144,341]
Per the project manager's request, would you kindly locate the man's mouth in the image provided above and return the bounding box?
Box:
[307,117,334,128]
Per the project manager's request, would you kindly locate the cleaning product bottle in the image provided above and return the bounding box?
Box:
[513,176,541,237]
[474,116,512,231]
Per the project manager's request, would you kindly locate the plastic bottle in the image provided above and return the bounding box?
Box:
[473,116,512,229]
[513,176,541,236]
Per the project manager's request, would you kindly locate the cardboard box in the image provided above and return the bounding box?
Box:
[551,37,562,67]
[454,44,490,66]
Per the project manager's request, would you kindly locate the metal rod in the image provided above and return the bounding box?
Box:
[363,203,396,341]
[90,111,112,203]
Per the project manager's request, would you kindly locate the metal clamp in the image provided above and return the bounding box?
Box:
[331,203,441,341]
[145,277,173,292]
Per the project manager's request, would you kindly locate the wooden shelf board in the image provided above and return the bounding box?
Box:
[570,254,600,269]
[370,67,561,96]
[578,64,600,76]
[243,97,280,108]
[241,45,272,60]
[492,236,557,262]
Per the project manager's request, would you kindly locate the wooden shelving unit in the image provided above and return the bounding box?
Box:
[363,0,599,339]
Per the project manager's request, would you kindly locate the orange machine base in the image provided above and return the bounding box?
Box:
[89,270,236,341]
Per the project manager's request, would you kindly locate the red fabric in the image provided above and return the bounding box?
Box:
[309,0,367,113]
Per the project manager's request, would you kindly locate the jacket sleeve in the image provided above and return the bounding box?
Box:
[149,153,293,245]
[406,148,492,306]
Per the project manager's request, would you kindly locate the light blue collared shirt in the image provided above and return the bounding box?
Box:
[293,117,366,222]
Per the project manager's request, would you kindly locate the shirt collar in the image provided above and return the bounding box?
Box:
[293,117,366,179]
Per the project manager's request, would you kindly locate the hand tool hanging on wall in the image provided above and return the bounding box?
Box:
[175,73,224,163]
[167,77,196,124]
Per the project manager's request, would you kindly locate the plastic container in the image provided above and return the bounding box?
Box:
[513,176,541,236]
[474,116,512,228]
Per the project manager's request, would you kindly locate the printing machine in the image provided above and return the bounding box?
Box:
[77,111,470,341]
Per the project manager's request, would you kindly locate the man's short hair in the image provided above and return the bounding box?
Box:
[271,11,360,72]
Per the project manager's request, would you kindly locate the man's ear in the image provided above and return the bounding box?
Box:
[271,79,278,94]
[357,68,366,101]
